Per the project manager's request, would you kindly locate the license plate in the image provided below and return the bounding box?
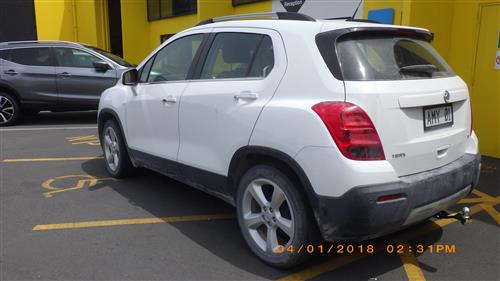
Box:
[423,104,453,131]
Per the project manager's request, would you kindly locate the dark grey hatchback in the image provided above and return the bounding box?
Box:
[0,41,132,126]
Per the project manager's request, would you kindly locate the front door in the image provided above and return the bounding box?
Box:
[54,47,117,108]
[125,33,205,173]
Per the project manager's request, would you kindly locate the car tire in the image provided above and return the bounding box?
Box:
[101,119,134,178]
[0,91,20,127]
[236,164,318,268]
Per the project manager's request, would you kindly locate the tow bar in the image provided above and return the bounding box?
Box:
[433,207,472,225]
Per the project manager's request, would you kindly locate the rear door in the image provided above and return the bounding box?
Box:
[0,47,57,104]
[177,28,286,184]
[336,34,471,176]
[54,47,117,107]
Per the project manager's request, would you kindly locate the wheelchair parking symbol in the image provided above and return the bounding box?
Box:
[42,175,117,198]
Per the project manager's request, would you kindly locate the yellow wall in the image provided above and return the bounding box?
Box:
[148,13,198,51]
[234,0,272,15]
[34,0,272,64]
[34,0,76,41]
[120,0,151,65]
[121,0,272,65]
[34,0,108,50]
[448,0,499,86]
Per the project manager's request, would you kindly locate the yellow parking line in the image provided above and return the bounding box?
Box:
[399,241,426,281]
[278,253,365,281]
[480,204,500,224]
[33,213,235,231]
[2,156,103,163]
[277,201,488,281]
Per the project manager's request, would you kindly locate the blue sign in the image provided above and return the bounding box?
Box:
[368,8,394,25]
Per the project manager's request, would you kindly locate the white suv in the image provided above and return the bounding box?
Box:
[98,12,481,267]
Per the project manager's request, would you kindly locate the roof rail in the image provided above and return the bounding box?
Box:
[0,40,82,46]
[325,17,380,24]
[197,12,315,26]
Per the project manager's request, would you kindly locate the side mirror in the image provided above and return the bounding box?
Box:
[93,60,110,71]
[123,69,138,86]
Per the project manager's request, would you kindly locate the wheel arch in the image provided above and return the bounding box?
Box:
[97,108,129,151]
[227,146,320,221]
[0,82,21,104]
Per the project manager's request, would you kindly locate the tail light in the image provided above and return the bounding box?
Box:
[312,102,385,161]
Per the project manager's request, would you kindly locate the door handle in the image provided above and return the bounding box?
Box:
[58,72,71,78]
[3,69,18,76]
[234,91,258,101]
[162,96,177,104]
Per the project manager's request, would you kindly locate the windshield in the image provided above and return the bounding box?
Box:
[86,46,133,67]
[336,35,455,81]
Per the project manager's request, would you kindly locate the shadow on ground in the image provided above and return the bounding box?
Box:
[16,111,97,126]
[78,159,471,280]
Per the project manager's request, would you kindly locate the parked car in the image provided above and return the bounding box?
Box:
[0,41,132,126]
[97,13,481,267]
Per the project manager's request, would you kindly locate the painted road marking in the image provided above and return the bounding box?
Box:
[29,189,498,279]
[277,253,366,281]
[277,191,497,281]
[32,213,236,231]
[460,189,500,224]
[399,241,426,281]
[66,135,100,146]
[2,156,103,163]
[42,175,117,198]
[0,126,97,132]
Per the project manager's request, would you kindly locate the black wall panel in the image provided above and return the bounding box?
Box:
[108,0,123,57]
[0,0,37,42]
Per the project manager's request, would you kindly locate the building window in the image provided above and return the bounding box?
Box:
[160,34,175,43]
[147,0,197,21]
[232,0,268,6]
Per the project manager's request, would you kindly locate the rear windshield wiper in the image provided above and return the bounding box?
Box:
[399,64,438,76]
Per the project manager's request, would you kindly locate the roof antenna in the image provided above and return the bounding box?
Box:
[351,0,363,20]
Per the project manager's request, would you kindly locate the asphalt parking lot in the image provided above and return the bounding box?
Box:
[1,112,499,281]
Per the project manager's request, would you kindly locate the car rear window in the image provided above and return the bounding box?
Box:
[336,35,455,81]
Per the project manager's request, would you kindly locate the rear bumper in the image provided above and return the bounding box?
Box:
[316,153,481,241]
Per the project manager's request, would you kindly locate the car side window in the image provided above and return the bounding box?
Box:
[8,48,53,66]
[139,57,155,82]
[200,33,273,80]
[54,48,101,68]
[148,34,203,82]
[248,35,275,78]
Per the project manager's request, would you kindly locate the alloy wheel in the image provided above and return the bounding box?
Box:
[0,95,15,124]
[103,126,120,171]
[242,178,295,254]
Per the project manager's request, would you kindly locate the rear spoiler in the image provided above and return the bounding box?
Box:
[315,27,434,80]
[337,27,434,42]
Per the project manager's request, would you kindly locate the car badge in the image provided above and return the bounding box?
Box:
[443,90,451,103]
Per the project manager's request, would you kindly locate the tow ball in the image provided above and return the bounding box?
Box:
[433,207,471,225]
